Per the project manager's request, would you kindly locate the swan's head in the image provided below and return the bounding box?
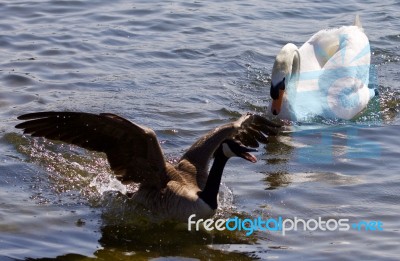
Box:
[270,77,286,116]
[215,140,257,163]
[270,43,299,116]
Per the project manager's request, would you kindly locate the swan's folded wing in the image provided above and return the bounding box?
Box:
[16,111,167,188]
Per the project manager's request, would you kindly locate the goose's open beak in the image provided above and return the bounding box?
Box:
[238,146,258,163]
[271,89,285,116]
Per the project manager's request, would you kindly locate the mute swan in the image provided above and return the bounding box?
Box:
[16,112,280,222]
[269,16,376,121]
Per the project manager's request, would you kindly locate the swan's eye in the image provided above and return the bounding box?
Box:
[270,78,285,100]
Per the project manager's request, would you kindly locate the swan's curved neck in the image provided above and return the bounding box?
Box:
[286,51,300,90]
[198,152,228,210]
[290,49,300,85]
[271,44,301,118]
[272,43,300,89]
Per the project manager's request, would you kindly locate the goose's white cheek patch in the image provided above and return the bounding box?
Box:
[222,143,236,158]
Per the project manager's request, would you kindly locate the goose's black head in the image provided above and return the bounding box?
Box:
[200,140,258,210]
[215,139,257,163]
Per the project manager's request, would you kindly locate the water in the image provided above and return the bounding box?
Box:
[1,0,399,260]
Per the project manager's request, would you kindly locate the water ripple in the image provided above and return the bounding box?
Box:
[0,0,399,260]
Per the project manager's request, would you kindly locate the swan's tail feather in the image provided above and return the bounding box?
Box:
[354,15,363,31]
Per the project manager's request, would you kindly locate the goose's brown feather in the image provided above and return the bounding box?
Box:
[16,111,167,188]
[179,113,281,188]
[16,111,281,221]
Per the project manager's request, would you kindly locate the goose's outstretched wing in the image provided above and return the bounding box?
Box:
[16,112,167,188]
[179,113,281,186]
[232,113,281,147]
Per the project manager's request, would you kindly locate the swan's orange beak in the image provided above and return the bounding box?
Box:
[271,89,285,115]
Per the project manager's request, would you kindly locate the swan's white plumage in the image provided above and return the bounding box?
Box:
[269,16,375,121]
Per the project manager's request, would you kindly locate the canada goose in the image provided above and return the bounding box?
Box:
[16,111,280,222]
[269,15,376,121]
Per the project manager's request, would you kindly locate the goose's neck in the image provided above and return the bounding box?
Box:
[198,153,228,210]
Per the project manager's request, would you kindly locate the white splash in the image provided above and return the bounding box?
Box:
[89,172,127,195]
